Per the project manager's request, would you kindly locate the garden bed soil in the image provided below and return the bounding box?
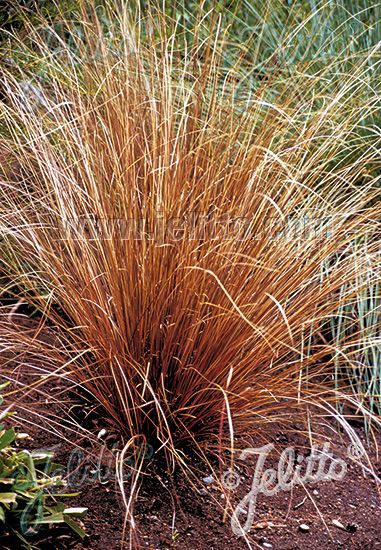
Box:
[12,396,381,550]
[1,316,381,549]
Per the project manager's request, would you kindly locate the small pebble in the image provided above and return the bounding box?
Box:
[263,543,272,548]
[202,475,214,485]
[299,523,310,532]
[332,519,346,530]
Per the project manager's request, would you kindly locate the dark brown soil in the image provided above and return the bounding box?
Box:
[1,316,380,549]
[9,404,381,550]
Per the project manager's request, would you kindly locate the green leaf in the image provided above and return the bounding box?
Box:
[0,428,16,450]
[63,507,88,517]
[34,512,65,524]
[64,515,86,539]
[0,477,15,484]
[49,491,80,498]
[14,488,36,499]
[0,410,15,422]
[15,528,34,549]
[0,506,5,522]
[46,503,65,513]
[13,481,34,491]
[0,492,17,504]
[30,452,54,462]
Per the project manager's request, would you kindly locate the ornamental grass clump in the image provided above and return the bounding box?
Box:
[0,0,380,532]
